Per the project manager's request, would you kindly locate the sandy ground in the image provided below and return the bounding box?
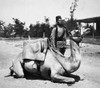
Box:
[0,39,100,88]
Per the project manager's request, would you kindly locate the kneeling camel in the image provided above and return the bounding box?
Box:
[9,29,90,83]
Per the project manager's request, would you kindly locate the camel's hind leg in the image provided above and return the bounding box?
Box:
[9,53,24,78]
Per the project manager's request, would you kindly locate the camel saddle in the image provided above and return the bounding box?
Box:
[22,38,48,62]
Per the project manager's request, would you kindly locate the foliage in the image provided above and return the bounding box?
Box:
[13,18,25,38]
[29,22,52,38]
[62,19,78,31]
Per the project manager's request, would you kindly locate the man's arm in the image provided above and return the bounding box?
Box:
[63,28,67,41]
[50,27,56,48]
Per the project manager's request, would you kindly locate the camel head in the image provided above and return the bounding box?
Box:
[70,27,90,45]
[70,30,83,45]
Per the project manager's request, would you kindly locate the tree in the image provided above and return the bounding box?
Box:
[13,18,25,38]
[62,0,79,33]
[0,20,5,37]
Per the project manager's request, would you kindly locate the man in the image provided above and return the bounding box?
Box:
[50,16,67,55]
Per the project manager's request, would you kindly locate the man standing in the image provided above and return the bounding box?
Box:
[50,16,67,55]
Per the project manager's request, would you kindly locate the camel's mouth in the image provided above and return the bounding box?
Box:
[71,36,83,45]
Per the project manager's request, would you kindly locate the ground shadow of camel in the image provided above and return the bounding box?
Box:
[5,69,83,86]
[25,72,82,86]
[21,70,82,85]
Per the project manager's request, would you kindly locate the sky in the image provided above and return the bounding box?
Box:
[0,0,100,26]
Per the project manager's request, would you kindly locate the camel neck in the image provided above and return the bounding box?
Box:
[49,38,81,73]
[69,39,81,62]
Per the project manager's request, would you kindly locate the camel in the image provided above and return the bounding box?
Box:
[9,28,90,84]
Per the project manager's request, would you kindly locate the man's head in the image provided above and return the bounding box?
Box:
[56,15,63,27]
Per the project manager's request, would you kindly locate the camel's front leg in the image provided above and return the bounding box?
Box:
[65,73,84,82]
[51,74,75,84]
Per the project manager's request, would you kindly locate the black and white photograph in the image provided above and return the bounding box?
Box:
[0,0,100,88]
